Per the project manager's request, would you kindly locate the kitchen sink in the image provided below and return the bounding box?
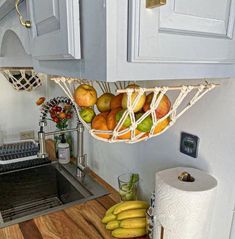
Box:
[0,161,108,228]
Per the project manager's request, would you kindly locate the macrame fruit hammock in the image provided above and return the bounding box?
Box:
[51,77,219,144]
[1,68,45,91]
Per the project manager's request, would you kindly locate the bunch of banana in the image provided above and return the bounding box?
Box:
[102,201,149,238]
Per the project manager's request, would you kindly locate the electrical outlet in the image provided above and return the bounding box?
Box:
[20,130,35,140]
[180,132,199,158]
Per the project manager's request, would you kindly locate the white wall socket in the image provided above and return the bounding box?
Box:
[20,130,35,140]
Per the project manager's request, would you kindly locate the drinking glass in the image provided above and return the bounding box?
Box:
[118,173,139,201]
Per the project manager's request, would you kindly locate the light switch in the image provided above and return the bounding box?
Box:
[180,132,199,158]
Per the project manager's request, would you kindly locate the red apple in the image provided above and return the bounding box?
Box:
[143,93,171,119]
[110,93,123,110]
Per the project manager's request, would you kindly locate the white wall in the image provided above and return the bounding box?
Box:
[0,73,45,141]
[1,74,234,238]
[87,78,235,239]
[0,73,64,141]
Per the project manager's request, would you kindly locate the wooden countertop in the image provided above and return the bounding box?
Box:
[0,171,147,239]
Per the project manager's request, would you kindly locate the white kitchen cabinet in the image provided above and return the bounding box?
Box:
[1,0,235,81]
[128,0,235,64]
[0,1,32,67]
[0,0,23,21]
[27,0,81,61]
[105,0,235,81]
[32,0,235,81]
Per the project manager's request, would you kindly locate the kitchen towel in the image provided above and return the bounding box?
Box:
[153,167,217,239]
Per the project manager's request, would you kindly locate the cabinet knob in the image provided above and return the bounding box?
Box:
[15,0,31,29]
[146,0,166,8]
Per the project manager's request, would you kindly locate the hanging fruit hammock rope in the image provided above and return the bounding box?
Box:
[1,68,45,91]
[51,77,219,144]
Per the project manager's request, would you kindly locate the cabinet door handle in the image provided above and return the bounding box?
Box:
[15,0,31,28]
[146,0,166,8]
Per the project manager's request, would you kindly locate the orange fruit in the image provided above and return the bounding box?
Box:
[154,118,170,134]
[110,94,123,110]
[91,112,111,139]
[117,127,143,140]
[36,97,45,106]
[107,108,122,130]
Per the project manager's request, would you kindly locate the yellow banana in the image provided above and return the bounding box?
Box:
[117,209,146,220]
[120,218,146,229]
[112,228,147,238]
[102,214,116,224]
[113,201,149,215]
[106,202,123,216]
[106,220,120,230]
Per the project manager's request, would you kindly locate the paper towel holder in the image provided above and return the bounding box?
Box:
[178,172,195,182]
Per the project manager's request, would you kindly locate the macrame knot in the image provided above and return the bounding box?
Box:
[181,85,188,93]
[139,88,145,95]
[130,124,137,131]
[161,87,168,94]
[154,87,161,95]
[187,86,193,92]
[113,131,119,138]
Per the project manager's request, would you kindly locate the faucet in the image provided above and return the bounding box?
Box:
[37,119,87,179]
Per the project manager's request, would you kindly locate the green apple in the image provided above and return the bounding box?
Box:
[80,108,95,123]
[115,110,131,127]
[136,113,153,132]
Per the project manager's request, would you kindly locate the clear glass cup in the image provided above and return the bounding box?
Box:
[118,173,139,201]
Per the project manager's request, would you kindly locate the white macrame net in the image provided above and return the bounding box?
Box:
[51,77,218,144]
[2,69,44,91]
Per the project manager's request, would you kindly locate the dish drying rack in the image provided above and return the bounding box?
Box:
[51,77,219,144]
[0,140,50,173]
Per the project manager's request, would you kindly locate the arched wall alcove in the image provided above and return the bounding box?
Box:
[1,30,27,57]
[0,29,32,67]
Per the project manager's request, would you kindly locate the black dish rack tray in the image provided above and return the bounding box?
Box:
[0,140,50,173]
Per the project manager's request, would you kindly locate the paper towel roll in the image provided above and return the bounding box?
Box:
[153,167,217,239]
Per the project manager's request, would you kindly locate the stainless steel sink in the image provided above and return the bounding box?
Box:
[0,161,108,228]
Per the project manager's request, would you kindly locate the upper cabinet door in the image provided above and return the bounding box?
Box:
[128,0,235,63]
[28,0,81,60]
[0,0,23,21]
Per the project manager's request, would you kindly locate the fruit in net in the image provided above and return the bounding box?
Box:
[154,117,170,134]
[111,93,123,110]
[143,92,171,119]
[74,84,97,107]
[80,108,95,123]
[107,108,121,130]
[91,112,111,139]
[115,110,131,128]
[136,113,153,133]
[97,93,114,112]
[122,84,146,113]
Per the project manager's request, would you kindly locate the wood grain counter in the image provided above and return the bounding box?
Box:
[0,171,147,239]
